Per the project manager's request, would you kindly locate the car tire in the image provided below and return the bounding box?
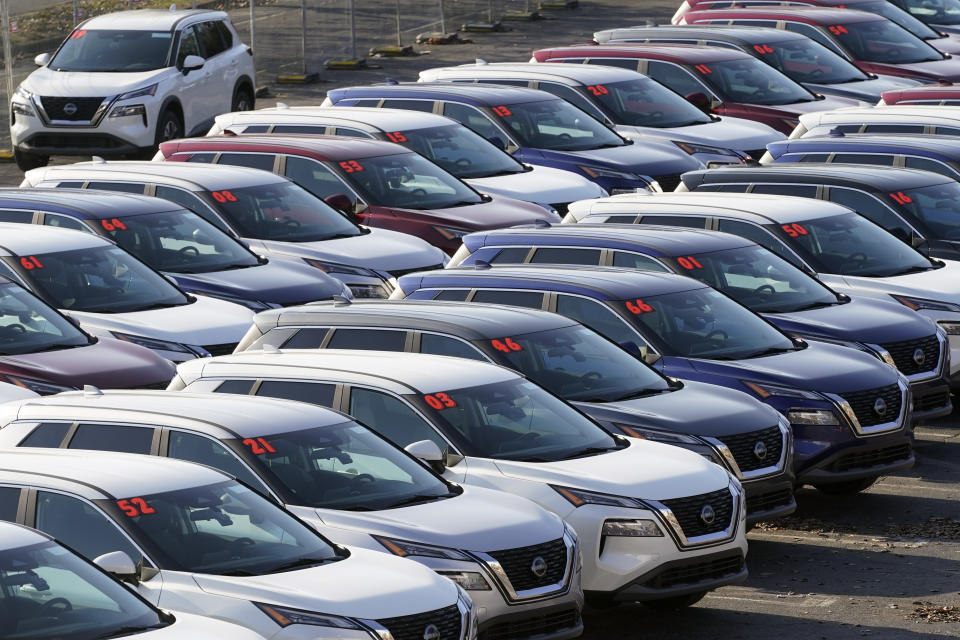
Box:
[14,148,48,172]
[813,477,878,495]
[154,108,183,147]
[643,591,707,611]
[232,86,254,112]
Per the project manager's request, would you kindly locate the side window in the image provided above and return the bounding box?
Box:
[612,251,671,271]
[214,20,233,48]
[272,125,328,135]
[43,213,87,231]
[862,124,924,134]
[68,424,154,454]
[471,289,544,308]
[335,127,375,138]
[214,379,255,394]
[185,152,218,162]
[828,188,914,241]
[933,126,960,136]
[905,156,957,180]
[167,431,268,494]
[537,83,607,120]
[348,388,446,450]
[282,327,330,348]
[529,247,602,265]
[284,156,356,202]
[0,210,33,223]
[637,215,707,228]
[555,294,649,349]
[433,289,470,301]
[419,333,487,361]
[646,61,709,97]
[0,487,20,522]
[750,184,817,197]
[196,21,227,58]
[381,99,435,113]
[588,58,641,71]
[176,26,202,67]
[782,22,844,54]
[86,182,145,194]
[155,185,234,235]
[35,492,141,563]
[442,102,504,141]
[796,153,831,163]
[257,380,337,408]
[717,218,802,265]
[326,328,406,351]
[18,422,71,448]
[217,153,276,172]
[693,184,749,193]
[546,57,586,63]
[54,181,84,188]
[488,247,532,264]
[350,99,381,107]
[833,153,893,166]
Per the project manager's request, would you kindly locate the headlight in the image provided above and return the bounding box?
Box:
[12,86,35,117]
[432,225,471,241]
[111,332,195,354]
[672,140,741,158]
[576,165,639,181]
[1,375,76,395]
[302,258,380,278]
[109,104,145,118]
[253,602,363,630]
[786,408,840,426]
[741,380,824,400]
[938,321,960,335]
[892,294,960,313]
[551,485,642,508]
[372,535,472,561]
[613,423,704,445]
[437,570,491,590]
[116,84,158,101]
[601,518,663,537]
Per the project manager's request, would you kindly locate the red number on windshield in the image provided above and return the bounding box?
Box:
[19,256,43,270]
[780,223,808,237]
[492,106,513,117]
[828,25,849,35]
[889,191,913,205]
[69,30,87,39]
[694,64,712,74]
[586,84,609,96]
[676,256,704,270]
[243,437,278,455]
[385,131,408,143]
[339,160,364,173]
[753,44,775,54]
[117,497,155,517]
[211,190,238,203]
[491,337,523,352]
[626,299,654,314]
[100,218,127,231]
[424,392,457,409]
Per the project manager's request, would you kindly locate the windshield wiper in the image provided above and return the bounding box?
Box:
[562,446,615,460]
[892,265,935,276]
[21,342,86,354]
[385,493,451,509]
[266,556,335,574]
[91,624,169,639]
[793,300,837,312]
[610,387,672,402]
[743,346,795,359]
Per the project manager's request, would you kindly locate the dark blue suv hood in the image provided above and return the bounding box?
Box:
[763,297,937,345]
[574,379,780,437]
[529,141,703,177]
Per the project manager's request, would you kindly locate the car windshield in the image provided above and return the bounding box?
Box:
[11,246,189,313]
[752,38,868,84]
[483,325,670,402]
[110,481,339,576]
[828,19,943,63]
[491,99,628,150]
[232,421,455,511]
[100,209,259,274]
[0,539,167,639]
[413,379,621,461]
[49,29,173,72]
[900,0,960,25]
[669,245,839,313]
[584,77,712,127]
[897,182,960,240]
[335,151,483,210]
[622,287,796,359]
[860,0,943,39]
[691,57,814,105]
[390,124,526,179]
[204,182,362,242]
[767,213,934,276]
[0,282,90,355]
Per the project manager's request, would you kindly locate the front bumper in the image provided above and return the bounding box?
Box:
[477,601,582,640]
[796,432,915,487]
[741,475,796,525]
[598,549,747,603]
[910,375,953,423]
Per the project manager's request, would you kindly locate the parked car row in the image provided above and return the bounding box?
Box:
[4,2,960,639]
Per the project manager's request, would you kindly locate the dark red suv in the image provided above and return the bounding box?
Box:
[680,7,960,82]
[530,43,859,134]
[880,83,960,104]
[158,135,556,254]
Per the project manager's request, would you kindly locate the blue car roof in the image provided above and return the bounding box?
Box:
[0,188,182,219]
[682,163,955,191]
[767,134,960,162]
[399,264,707,300]
[327,82,559,107]
[464,224,753,256]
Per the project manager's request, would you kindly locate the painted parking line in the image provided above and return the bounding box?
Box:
[705,593,838,607]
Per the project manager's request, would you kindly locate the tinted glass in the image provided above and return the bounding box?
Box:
[442,102,505,141]
[282,327,329,348]
[489,247,532,264]
[167,431,268,494]
[905,156,958,180]
[12,246,190,313]
[231,421,454,509]
[581,77,712,127]
[196,21,226,57]
[529,247,602,265]
[257,380,336,407]
[859,0,941,38]
[689,57,812,105]
[272,125,327,134]
[381,99,435,112]
[471,289,543,308]
[35,492,140,563]
[18,422,71,448]
[0,282,89,355]
[349,388,446,450]
[215,379,254,394]
[420,333,486,360]
[828,188,913,241]
[717,218,796,260]
[43,213,86,231]
[154,185,234,235]
[612,251,670,271]
[335,128,372,138]
[385,124,524,179]
[0,487,19,522]
[326,328,406,351]
[899,0,960,24]
[796,153,831,163]
[638,215,706,228]
[87,182,144,194]
[69,424,153,454]
[50,29,173,72]
[750,184,818,197]
[555,294,649,349]
[645,61,711,97]
[433,289,470,301]
[829,19,942,63]
[0,540,166,640]
[218,153,276,172]
[214,20,233,48]
[753,37,867,83]
[899,181,960,239]
[176,26,201,66]
[235,126,268,134]
[0,210,32,223]
[490,99,626,151]
[414,379,620,460]
[284,156,360,203]
[832,153,892,166]
[536,83,606,120]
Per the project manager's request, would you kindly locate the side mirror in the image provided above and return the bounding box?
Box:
[684,91,712,113]
[405,439,446,474]
[182,55,205,74]
[93,551,139,585]
[34,53,50,67]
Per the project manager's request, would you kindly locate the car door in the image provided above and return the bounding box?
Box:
[175,24,219,133]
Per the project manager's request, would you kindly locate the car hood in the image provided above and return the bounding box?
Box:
[615,116,783,153]
[870,57,960,81]
[539,141,704,176]
[65,296,254,346]
[252,227,447,272]
[375,195,560,230]
[737,94,861,119]
[159,612,267,640]
[687,340,899,393]
[0,383,38,402]
[466,165,607,204]
[820,259,960,302]
[493,438,730,501]
[574,379,780,438]
[171,259,346,306]
[22,66,170,97]
[192,547,458,619]
[0,337,175,388]
[804,74,921,102]
[309,485,564,552]
[764,296,937,344]
[929,35,960,55]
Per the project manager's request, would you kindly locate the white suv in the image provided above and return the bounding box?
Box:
[10,9,256,171]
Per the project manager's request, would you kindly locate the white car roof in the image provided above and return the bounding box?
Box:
[215,106,456,133]
[0,390,351,439]
[177,349,519,395]
[800,105,960,128]
[0,522,54,549]
[0,221,109,256]
[0,449,229,500]
[421,61,644,85]
[81,9,228,32]
[24,161,287,192]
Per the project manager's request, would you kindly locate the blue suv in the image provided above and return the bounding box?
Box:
[447,223,951,423]
[0,189,348,310]
[322,82,705,192]
[392,265,915,495]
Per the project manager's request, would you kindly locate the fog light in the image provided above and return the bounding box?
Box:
[787,409,839,426]
[437,571,491,591]
[601,519,663,537]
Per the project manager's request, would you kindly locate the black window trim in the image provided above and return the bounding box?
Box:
[413,329,492,362]
[824,185,922,236]
[549,290,658,354]
[64,421,162,456]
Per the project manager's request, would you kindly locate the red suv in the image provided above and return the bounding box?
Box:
[680,7,960,82]
[880,83,960,104]
[531,43,859,134]
[158,135,556,254]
